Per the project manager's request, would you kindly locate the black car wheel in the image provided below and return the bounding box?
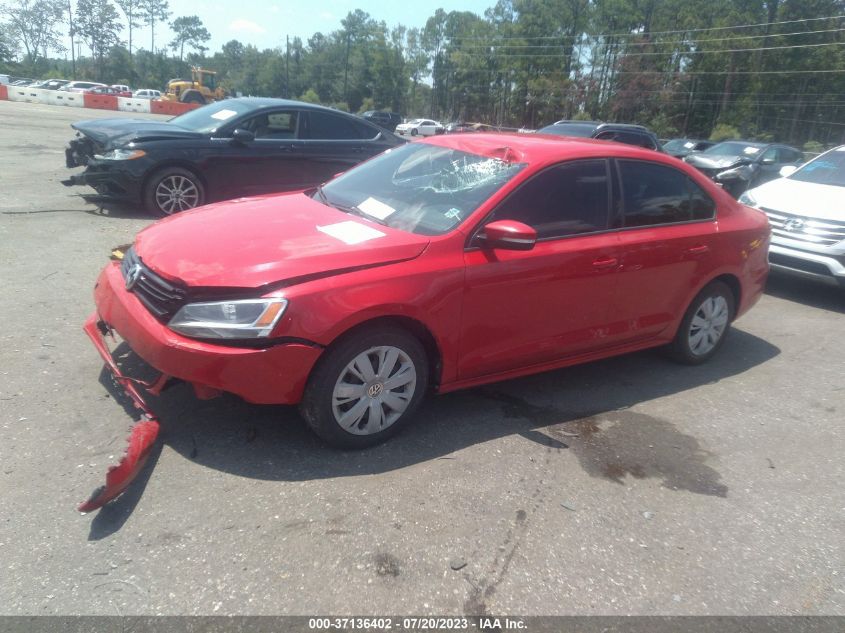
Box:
[667,281,735,365]
[180,90,206,104]
[144,167,205,217]
[410,128,418,136]
[299,326,429,449]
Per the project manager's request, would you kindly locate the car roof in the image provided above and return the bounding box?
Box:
[422,131,679,166]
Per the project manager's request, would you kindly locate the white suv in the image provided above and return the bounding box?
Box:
[740,146,845,288]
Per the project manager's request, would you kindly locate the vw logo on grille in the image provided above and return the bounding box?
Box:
[783,218,805,232]
[125,263,144,290]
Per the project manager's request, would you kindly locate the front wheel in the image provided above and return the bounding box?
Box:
[299,327,429,448]
[667,281,735,365]
[410,128,418,136]
[143,167,205,217]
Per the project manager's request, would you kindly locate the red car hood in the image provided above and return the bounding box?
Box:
[135,193,430,288]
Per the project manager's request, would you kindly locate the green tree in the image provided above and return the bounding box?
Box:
[0,0,65,69]
[169,15,210,61]
[0,21,19,65]
[138,0,169,52]
[75,0,124,79]
[114,0,141,62]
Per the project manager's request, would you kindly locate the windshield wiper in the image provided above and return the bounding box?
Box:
[312,186,387,225]
[313,184,330,206]
[334,203,388,226]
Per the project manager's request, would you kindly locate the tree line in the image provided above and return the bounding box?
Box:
[2,0,844,148]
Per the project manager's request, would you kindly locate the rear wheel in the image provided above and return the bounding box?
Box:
[299,327,428,449]
[143,167,205,217]
[180,90,205,104]
[668,281,735,364]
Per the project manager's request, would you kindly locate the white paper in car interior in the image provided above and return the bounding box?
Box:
[743,147,761,154]
[210,109,238,121]
[317,221,386,245]
[357,197,396,220]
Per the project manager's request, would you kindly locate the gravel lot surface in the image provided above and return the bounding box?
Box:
[0,99,842,616]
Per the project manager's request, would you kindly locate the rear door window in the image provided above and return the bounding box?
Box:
[617,160,715,227]
[306,111,378,140]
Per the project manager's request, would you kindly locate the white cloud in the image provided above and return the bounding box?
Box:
[319,11,335,20]
[229,19,267,35]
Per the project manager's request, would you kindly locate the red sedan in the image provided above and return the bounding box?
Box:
[81,133,769,509]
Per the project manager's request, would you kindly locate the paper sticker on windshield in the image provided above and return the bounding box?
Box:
[210,109,238,121]
[683,141,695,149]
[317,221,386,245]
[743,147,761,155]
[357,197,396,220]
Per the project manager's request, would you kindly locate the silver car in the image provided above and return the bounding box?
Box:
[739,146,845,288]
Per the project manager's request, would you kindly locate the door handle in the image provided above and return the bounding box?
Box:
[592,256,618,270]
[685,245,710,256]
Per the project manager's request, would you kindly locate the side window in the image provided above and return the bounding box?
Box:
[246,110,299,139]
[760,147,779,163]
[307,111,375,140]
[784,148,803,163]
[486,160,610,239]
[617,160,715,227]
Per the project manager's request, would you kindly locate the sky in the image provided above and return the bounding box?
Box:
[70,0,496,56]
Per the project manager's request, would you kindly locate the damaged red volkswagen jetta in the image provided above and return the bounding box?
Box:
[81,133,769,510]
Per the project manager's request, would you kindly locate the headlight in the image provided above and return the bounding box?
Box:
[738,191,759,207]
[94,148,147,161]
[168,298,288,339]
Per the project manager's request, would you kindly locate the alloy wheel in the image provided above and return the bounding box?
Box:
[155,174,200,214]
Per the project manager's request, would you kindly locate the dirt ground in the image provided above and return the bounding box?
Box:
[0,99,843,616]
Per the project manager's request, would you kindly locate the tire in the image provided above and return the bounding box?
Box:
[667,280,735,365]
[410,128,418,136]
[180,90,205,104]
[143,167,205,217]
[299,326,429,449]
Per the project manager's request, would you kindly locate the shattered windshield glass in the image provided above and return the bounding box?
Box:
[317,143,526,235]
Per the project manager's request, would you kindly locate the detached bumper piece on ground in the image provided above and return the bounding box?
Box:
[78,315,169,513]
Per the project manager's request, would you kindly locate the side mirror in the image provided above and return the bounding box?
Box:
[478,220,537,251]
[779,165,797,178]
[231,128,255,143]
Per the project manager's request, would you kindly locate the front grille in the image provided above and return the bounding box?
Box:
[768,252,833,277]
[762,207,845,247]
[121,247,187,322]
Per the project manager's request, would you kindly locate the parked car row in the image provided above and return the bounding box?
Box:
[3,77,163,99]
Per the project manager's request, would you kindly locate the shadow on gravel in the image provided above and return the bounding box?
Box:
[80,196,151,220]
[86,327,779,529]
[765,272,845,314]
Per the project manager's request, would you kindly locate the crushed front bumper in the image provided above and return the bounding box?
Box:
[79,315,167,512]
[79,263,324,510]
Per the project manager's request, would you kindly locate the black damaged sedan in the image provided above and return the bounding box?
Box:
[64,98,405,216]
